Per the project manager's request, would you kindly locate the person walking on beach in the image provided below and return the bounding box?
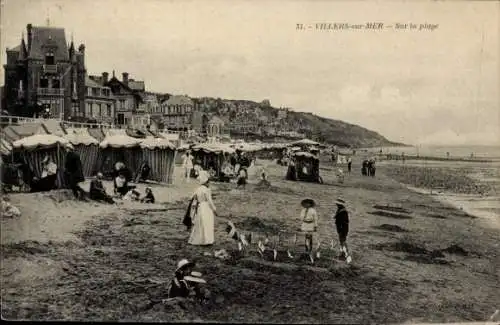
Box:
[182,151,194,182]
[300,199,318,255]
[347,157,352,174]
[333,198,351,263]
[188,171,217,246]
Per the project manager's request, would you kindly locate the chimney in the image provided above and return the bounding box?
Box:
[27,24,33,53]
[102,72,109,84]
[122,72,129,86]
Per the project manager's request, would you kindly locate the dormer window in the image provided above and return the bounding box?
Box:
[45,52,55,65]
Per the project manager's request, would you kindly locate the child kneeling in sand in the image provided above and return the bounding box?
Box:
[300,199,318,255]
[167,259,209,303]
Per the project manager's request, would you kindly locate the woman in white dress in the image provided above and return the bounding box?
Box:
[188,171,217,246]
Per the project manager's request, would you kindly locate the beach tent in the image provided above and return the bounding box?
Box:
[12,134,71,188]
[291,139,320,146]
[140,136,177,183]
[97,133,143,180]
[87,128,106,142]
[191,143,235,178]
[63,128,100,177]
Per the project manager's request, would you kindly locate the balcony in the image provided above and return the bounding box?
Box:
[43,64,58,74]
[37,88,65,96]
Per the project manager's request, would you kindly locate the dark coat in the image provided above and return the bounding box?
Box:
[65,151,84,183]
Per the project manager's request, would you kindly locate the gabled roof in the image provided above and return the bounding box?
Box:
[28,26,69,61]
[86,75,105,88]
[128,80,145,91]
[106,76,134,94]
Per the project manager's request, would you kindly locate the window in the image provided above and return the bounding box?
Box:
[52,79,60,89]
[87,87,92,96]
[45,53,55,65]
[107,104,112,117]
[40,78,49,88]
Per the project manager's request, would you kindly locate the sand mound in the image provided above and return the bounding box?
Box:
[372,241,451,265]
[1,240,51,258]
[440,244,469,256]
[236,216,283,233]
[373,205,411,214]
[426,214,447,219]
[375,224,409,232]
[369,211,413,220]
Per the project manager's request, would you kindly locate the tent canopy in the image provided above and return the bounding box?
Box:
[100,134,141,149]
[291,139,320,146]
[293,151,319,160]
[192,143,235,154]
[64,128,99,146]
[140,136,176,150]
[12,134,70,150]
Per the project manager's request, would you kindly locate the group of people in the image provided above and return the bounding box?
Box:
[181,149,252,189]
[88,165,156,205]
[181,167,351,263]
[299,197,351,262]
[361,158,376,177]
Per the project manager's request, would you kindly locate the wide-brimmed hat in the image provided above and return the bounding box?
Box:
[198,171,209,185]
[176,259,195,273]
[335,198,346,206]
[301,198,315,208]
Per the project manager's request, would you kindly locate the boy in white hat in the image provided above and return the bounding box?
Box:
[333,198,351,263]
[167,259,207,302]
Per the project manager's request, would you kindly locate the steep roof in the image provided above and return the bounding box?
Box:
[85,75,105,88]
[128,80,145,91]
[28,26,69,61]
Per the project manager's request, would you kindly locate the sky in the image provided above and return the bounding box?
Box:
[1,0,498,146]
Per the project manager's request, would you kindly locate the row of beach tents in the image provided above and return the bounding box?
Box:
[1,122,177,186]
[1,122,327,188]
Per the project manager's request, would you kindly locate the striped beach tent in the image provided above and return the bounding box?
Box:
[140,136,177,184]
[97,132,143,179]
[0,137,13,157]
[12,134,71,188]
[64,128,100,177]
[87,128,106,142]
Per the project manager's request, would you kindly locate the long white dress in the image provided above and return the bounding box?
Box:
[188,185,216,245]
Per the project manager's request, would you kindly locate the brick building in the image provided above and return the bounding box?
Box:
[3,24,86,118]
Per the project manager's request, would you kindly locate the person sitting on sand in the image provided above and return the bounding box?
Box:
[236,167,247,189]
[89,172,115,204]
[300,198,318,255]
[114,172,136,197]
[31,155,58,192]
[123,189,141,201]
[140,187,155,203]
[167,259,208,302]
[333,198,351,263]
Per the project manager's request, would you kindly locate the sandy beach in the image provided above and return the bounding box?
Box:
[1,158,499,323]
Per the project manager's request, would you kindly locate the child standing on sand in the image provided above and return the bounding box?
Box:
[333,198,351,263]
[300,199,318,255]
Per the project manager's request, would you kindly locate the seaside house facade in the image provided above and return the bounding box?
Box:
[159,95,196,132]
[81,76,115,124]
[3,24,86,119]
[105,71,143,126]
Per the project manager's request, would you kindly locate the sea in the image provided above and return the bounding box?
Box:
[362,145,500,229]
[363,145,500,161]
